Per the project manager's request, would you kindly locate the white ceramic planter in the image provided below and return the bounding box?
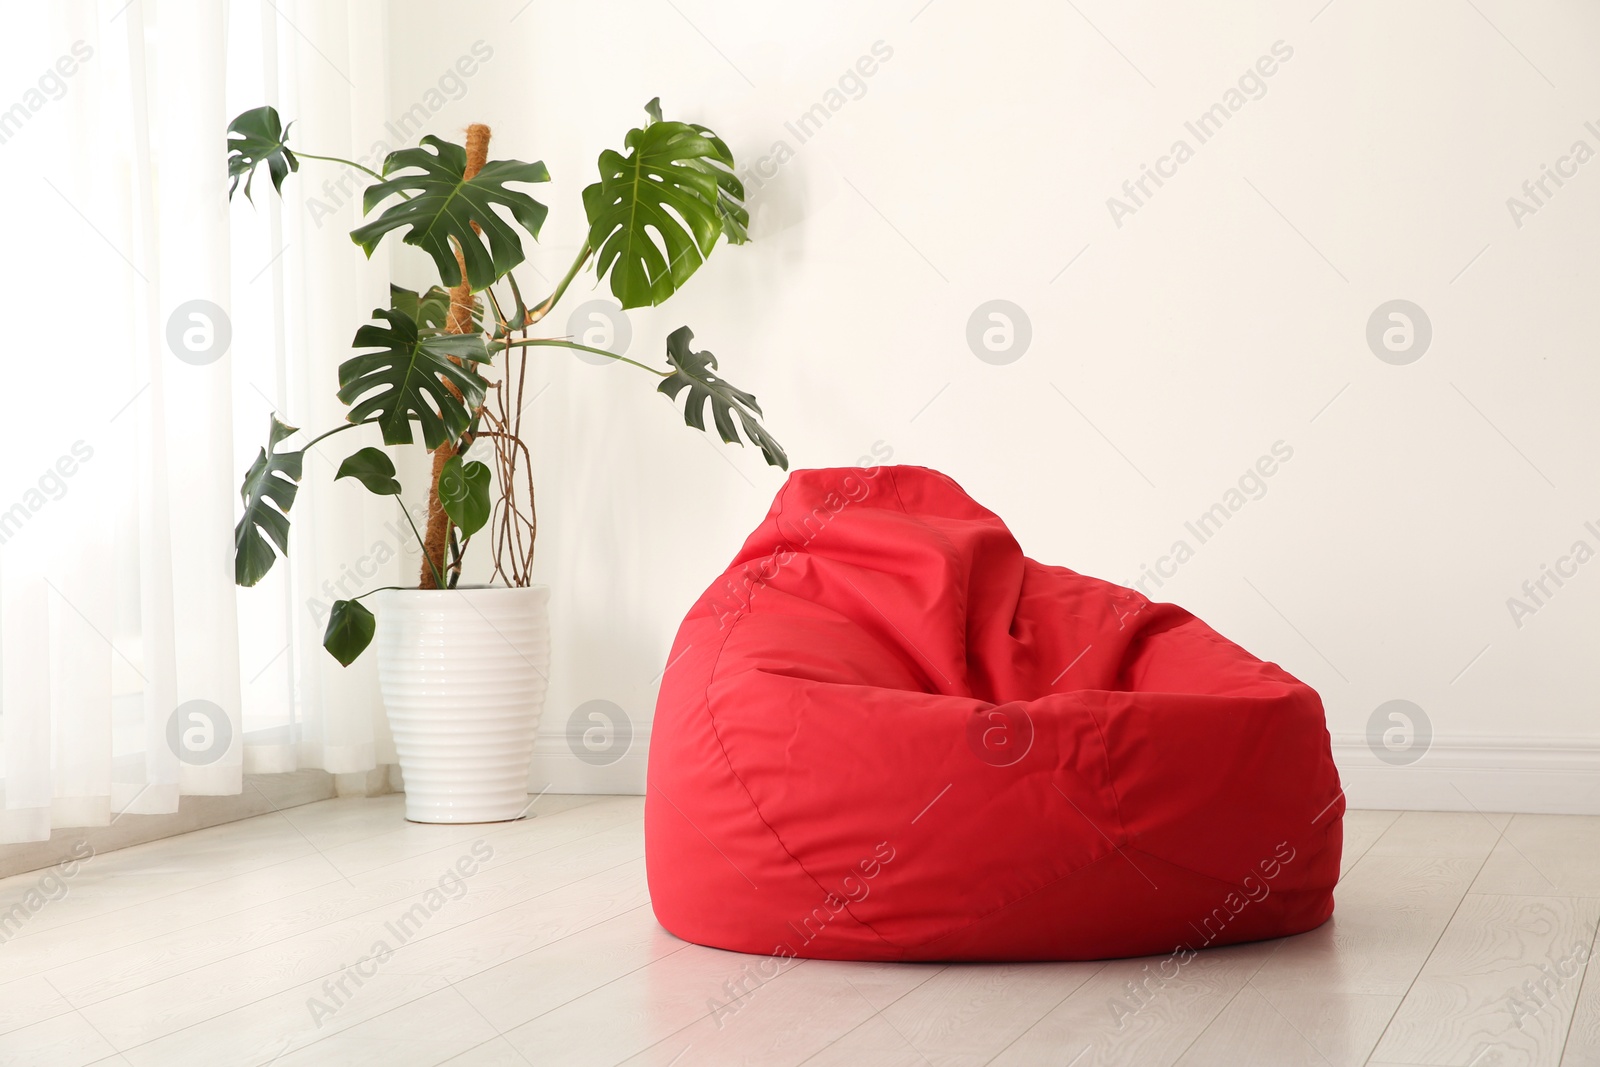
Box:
[374,585,550,823]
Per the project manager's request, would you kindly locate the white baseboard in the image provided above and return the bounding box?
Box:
[529,723,650,795]
[0,769,337,879]
[526,730,1600,811]
[1331,734,1600,815]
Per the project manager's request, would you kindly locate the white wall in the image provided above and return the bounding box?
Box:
[380,0,1600,809]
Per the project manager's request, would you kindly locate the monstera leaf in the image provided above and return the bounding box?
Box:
[234,415,304,586]
[323,599,376,667]
[658,326,786,469]
[438,455,491,536]
[686,121,749,245]
[389,283,479,335]
[639,98,749,245]
[337,308,491,449]
[334,447,402,496]
[227,106,298,202]
[351,137,550,291]
[582,99,747,309]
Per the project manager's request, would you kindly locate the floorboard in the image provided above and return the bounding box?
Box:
[7,802,1592,1066]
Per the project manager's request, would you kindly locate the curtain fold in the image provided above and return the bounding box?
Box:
[0,0,399,844]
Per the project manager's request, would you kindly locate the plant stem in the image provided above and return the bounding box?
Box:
[448,531,470,590]
[483,285,507,330]
[294,151,389,186]
[505,272,527,324]
[300,418,379,452]
[290,417,446,589]
[506,337,667,376]
[483,283,518,341]
[397,501,446,591]
[526,242,593,325]
[350,584,409,602]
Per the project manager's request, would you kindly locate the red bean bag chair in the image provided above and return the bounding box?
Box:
[646,465,1342,961]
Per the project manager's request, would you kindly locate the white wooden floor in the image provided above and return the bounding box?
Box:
[3,796,1599,1067]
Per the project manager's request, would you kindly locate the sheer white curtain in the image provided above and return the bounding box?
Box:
[0,0,399,844]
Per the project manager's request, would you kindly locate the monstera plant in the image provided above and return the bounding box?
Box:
[226,101,785,667]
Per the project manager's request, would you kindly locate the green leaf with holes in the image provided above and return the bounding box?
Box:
[658,326,786,469]
[337,308,491,450]
[389,283,481,335]
[351,137,550,291]
[685,121,749,245]
[582,99,747,309]
[227,106,298,202]
[234,414,303,586]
